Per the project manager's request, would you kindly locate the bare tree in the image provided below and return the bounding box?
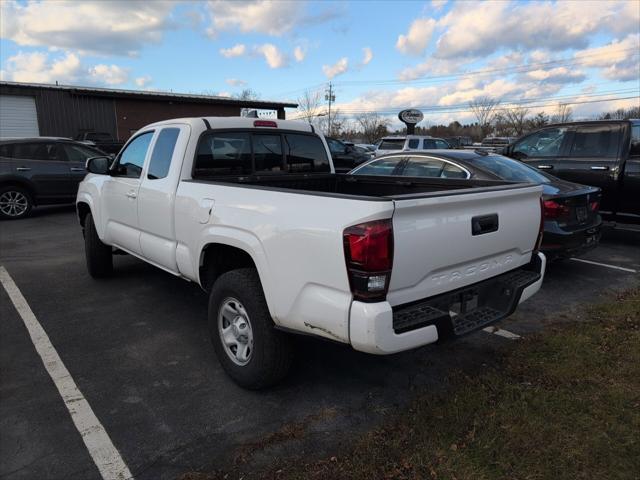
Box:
[296,89,323,124]
[355,112,391,143]
[233,88,260,116]
[551,103,573,124]
[504,106,530,136]
[469,96,500,136]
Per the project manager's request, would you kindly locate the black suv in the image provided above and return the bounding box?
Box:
[325,137,371,172]
[503,119,640,224]
[0,138,105,219]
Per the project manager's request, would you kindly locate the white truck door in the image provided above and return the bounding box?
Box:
[102,130,155,255]
[138,124,190,272]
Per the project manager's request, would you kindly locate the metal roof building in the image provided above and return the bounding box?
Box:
[0,81,298,140]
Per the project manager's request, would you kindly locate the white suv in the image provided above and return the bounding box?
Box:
[375,135,450,156]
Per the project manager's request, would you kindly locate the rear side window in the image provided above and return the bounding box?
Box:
[148,128,180,180]
[403,157,445,177]
[569,125,622,158]
[195,133,252,175]
[354,157,402,175]
[435,140,449,149]
[12,142,63,161]
[253,134,283,173]
[284,133,330,172]
[407,139,419,149]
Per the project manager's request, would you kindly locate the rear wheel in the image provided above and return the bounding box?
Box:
[208,268,294,389]
[0,185,32,220]
[84,212,113,278]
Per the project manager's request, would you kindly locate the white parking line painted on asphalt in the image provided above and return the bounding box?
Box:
[482,326,521,340]
[0,266,133,480]
[569,257,637,274]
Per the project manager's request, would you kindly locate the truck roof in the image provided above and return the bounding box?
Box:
[145,116,316,133]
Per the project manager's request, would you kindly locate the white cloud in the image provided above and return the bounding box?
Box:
[219,43,246,58]
[322,57,348,79]
[396,18,436,56]
[226,78,247,86]
[135,76,152,88]
[431,0,448,10]
[0,51,130,86]
[88,64,129,85]
[255,43,288,68]
[575,34,640,82]
[206,0,304,37]
[0,0,176,57]
[523,66,586,84]
[435,0,639,59]
[398,57,463,81]
[361,47,373,66]
[294,46,306,62]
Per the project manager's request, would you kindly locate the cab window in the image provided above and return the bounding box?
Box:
[194,132,252,176]
[568,125,622,158]
[512,127,568,158]
[113,131,153,178]
[284,133,330,173]
[148,128,180,180]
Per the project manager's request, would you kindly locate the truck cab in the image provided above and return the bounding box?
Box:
[503,120,640,224]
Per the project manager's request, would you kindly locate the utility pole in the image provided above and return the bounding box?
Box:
[325,82,335,136]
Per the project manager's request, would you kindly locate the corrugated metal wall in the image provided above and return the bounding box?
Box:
[0,85,117,140]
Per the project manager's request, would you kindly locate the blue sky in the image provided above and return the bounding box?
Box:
[1,0,638,128]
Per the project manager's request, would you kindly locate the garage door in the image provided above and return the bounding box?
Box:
[0,95,40,138]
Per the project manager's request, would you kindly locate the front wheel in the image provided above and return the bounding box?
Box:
[208,268,294,389]
[84,212,113,278]
[0,185,33,219]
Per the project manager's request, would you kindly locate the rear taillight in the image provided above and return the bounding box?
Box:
[590,201,599,212]
[343,219,393,302]
[534,197,544,252]
[543,199,571,220]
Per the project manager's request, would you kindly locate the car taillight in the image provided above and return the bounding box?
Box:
[590,201,599,212]
[534,197,544,252]
[543,199,571,219]
[343,219,393,302]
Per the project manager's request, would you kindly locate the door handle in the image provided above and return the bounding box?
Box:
[70,167,85,172]
[126,191,137,199]
[537,165,553,170]
[590,166,609,171]
[16,167,31,171]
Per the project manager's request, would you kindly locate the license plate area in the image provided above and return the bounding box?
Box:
[576,206,588,223]
[392,267,541,336]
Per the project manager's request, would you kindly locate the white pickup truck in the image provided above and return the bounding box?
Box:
[77,117,546,389]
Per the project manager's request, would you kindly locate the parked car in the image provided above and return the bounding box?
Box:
[502,120,640,224]
[445,136,473,148]
[0,137,104,219]
[481,137,516,148]
[77,117,545,388]
[76,131,124,155]
[356,143,378,153]
[375,135,450,156]
[350,150,602,260]
[325,136,370,171]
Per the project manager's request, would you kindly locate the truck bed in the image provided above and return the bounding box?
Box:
[188,172,525,200]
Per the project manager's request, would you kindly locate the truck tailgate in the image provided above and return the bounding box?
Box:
[388,184,543,307]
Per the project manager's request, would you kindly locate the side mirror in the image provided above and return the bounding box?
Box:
[86,156,111,175]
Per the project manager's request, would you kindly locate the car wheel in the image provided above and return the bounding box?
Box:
[84,212,113,278]
[208,268,294,389]
[0,185,33,220]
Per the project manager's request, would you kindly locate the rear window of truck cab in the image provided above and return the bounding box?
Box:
[194,130,330,176]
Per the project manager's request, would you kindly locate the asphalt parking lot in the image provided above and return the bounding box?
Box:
[1,206,638,480]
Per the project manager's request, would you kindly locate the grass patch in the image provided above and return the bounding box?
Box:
[183,289,640,480]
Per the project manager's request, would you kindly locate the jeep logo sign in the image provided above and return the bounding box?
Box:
[398,109,424,125]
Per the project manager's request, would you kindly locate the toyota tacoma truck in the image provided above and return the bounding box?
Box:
[76,117,546,389]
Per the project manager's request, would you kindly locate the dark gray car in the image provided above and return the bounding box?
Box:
[0,137,105,219]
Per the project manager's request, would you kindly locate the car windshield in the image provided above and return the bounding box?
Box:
[378,139,405,150]
[472,155,551,183]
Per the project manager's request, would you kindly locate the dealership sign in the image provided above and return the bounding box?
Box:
[398,109,424,125]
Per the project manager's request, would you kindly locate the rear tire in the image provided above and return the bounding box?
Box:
[208,268,294,389]
[84,212,113,278]
[0,185,33,220]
